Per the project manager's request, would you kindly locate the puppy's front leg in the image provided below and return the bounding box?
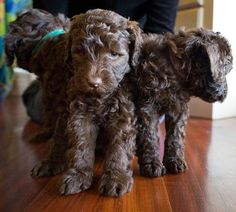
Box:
[136,103,166,177]
[59,107,98,195]
[99,104,136,197]
[163,106,189,173]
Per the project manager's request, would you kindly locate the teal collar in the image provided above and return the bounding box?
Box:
[32,29,65,54]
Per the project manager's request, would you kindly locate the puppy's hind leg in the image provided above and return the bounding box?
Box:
[31,113,68,177]
[28,103,56,142]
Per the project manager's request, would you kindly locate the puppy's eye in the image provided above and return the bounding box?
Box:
[109,51,120,58]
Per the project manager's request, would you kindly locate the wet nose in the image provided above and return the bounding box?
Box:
[88,77,102,88]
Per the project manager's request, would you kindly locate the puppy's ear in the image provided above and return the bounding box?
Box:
[204,40,232,81]
[202,44,221,81]
[64,14,85,65]
[127,21,143,68]
[188,42,218,81]
[4,34,18,66]
[70,14,85,30]
[186,29,233,81]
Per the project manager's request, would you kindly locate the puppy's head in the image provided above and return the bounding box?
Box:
[182,28,233,102]
[5,9,70,70]
[66,9,142,96]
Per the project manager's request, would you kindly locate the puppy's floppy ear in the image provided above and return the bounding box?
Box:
[185,29,233,81]
[127,21,143,67]
[202,44,222,81]
[203,39,232,81]
[64,14,85,65]
[70,14,85,30]
[4,34,19,66]
[188,41,218,80]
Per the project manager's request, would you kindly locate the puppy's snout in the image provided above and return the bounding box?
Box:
[215,91,226,102]
[217,84,228,102]
[88,77,102,88]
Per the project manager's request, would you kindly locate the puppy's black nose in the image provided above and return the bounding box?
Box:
[88,77,102,88]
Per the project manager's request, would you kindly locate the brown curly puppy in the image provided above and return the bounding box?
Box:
[6,9,141,196]
[5,9,71,142]
[134,29,233,177]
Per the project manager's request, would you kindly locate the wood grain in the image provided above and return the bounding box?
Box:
[0,74,236,212]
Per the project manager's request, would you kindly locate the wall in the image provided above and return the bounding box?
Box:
[211,0,236,119]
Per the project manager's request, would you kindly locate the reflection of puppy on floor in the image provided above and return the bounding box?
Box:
[134,29,233,177]
[5,8,141,197]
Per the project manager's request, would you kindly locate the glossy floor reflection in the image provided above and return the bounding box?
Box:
[0,74,236,212]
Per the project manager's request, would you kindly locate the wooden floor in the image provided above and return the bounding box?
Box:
[1,74,236,212]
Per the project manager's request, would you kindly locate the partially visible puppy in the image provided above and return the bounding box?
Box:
[5,9,70,141]
[134,29,233,177]
[6,9,142,197]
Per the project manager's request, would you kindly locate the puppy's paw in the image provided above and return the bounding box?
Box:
[31,160,65,177]
[163,157,187,173]
[59,169,93,195]
[98,171,133,197]
[140,161,166,177]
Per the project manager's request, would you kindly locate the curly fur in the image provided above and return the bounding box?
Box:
[5,9,70,70]
[5,9,71,141]
[134,28,233,177]
[5,9,142,197]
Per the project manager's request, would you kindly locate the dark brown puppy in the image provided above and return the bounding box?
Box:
[5,9,141,196]
[61,10,142,197]
[134,29,233,177]
[5,9,70,142]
